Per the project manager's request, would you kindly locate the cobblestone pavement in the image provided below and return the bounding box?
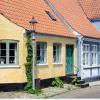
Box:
[0,84,78,98]
[0,91,40,98]
[49,85,100,98]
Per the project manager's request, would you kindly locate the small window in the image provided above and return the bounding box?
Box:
[53,43,61,63]
[0,41,18,65]
[36,42,47,64]
[46,11,56,21]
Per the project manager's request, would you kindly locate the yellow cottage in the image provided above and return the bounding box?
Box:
[0,0,77,89]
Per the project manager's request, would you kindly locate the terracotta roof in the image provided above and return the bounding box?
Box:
[49,0,100,39]
[78,0,100,20]
[0,0,74,37]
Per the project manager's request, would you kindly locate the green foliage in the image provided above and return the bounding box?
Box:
[24,39,33,91]
[52,77,64,88]
[74,65,79,74]
[24,39,42,95]
[71,77,80,86]
[25,87,42,96]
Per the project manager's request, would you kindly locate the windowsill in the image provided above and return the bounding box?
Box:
[36,64,48,66]
[53,63,62,65]
[83,65,100,69]
[0,65,19,68]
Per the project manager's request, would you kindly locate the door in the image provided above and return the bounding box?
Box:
[66,45,74,74]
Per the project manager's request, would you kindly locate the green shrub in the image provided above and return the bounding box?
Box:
[25,87,42,96]
[52,77,64,88]
[71,77,80,86]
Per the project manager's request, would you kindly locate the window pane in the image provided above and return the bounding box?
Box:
[9,50,15,56]
[9,57,16,64]
[0,42,6,64]
[0,57,6,64]
[83,53,85,65]
[83,45,89,66]
[91,45,97,65]
[9,43,17,49]
[0,50,6,56]
[0,43,6,49]
[53,44,61,63]
[9,43,17,64]
[36,42,47,64]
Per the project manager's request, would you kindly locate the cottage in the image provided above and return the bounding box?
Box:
[0,0,77,89]
[49,0,100,83]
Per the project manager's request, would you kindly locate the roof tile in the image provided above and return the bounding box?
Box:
[78,0,100,20]
[0,0,74,37]
[50,0,100,39]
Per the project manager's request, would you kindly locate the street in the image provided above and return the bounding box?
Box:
[49,85,100,98]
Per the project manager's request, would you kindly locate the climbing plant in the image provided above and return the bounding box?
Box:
[24,38,33,91]
[24,38,42,95]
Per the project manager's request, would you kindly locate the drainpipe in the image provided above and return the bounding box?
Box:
[31,31,36,90]
[77,36,83,78]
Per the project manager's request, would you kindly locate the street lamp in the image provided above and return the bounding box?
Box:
[29,17,37,32]
[29,17,37,90]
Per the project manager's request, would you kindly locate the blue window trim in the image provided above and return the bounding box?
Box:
[82,40,100,67]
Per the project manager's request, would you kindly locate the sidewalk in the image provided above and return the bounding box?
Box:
[40,84,79,98]
[89,80,100,86]
[0,84,79,98]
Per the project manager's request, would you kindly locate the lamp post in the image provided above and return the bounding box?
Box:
[29,17,37,90]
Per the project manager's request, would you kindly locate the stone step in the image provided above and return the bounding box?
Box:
[79,80,85,84]
[80,83,89,88]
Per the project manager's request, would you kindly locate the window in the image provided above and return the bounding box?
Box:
[53,43,61,63]
[45,11,56,21]
[91,45,97,65]
[0,41,18,65]
[36,42,47,64]
[83,44,89,66]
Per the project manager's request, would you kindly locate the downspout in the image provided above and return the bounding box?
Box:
[77,35,83,78]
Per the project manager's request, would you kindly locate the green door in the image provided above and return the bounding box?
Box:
[66,45,74,74]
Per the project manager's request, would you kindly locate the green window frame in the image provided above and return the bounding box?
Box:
[36,42,47,64]
[0,41,19,65]
[53,43,61,63]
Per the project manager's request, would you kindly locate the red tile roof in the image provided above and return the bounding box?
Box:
[0,0,74,37]
[50,0,100,39]
[78,0,100,20]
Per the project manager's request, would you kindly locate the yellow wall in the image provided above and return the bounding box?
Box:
[0,14,27,83]
[36,35,77,79]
